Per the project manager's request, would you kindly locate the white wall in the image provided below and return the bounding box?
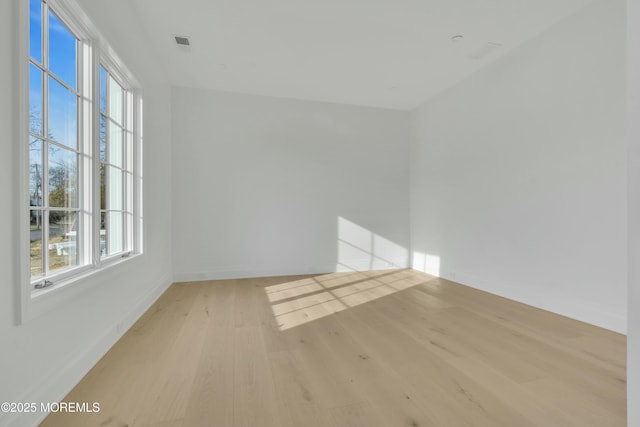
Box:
[410,0,627,332]
[0,2,173,426]
[627,0,639,423]
[172,88,410,281]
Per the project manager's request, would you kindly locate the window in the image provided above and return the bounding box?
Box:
[25,0,140,294]
[29,0,82,280]
[99,66,135,258]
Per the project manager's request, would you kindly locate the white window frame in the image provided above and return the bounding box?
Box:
[15,0,143,324]
[97,62,137,262]
[27,0,93,286]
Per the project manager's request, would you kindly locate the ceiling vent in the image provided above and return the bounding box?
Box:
[174,36,191,46]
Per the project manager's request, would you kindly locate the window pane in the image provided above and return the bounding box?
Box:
[29,0,42,63]
[48,76,77,149]
[125,171,134,210]
[108,121,123,168]
[100,115,107,162]
[125,130,133,171]
[30,209,43,278]
[108,166,123,211]
[48,145,78,208]
[109,75,123,125]
[48,10,76,89]
[100,163,106,210]
[100,66,107,113]
[107,211,123,255]
[49,210,78,272]
[29,138,43,206]
[29,63,43,136]
[100,212,107,257]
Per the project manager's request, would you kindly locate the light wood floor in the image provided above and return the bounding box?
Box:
[41,269,627,427]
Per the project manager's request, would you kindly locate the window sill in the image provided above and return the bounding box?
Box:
[21,253,142,324]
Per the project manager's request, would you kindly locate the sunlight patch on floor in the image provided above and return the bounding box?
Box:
[266,270,428,330]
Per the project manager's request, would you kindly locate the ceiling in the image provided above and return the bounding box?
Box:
[131,0,596,110]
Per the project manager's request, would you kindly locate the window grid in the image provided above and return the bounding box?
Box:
[29,0,82,280]
[99,66,133,259]
[26,0,140,293]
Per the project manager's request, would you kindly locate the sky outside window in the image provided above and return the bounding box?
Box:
[29,0,42,63]
[29,0,79,144]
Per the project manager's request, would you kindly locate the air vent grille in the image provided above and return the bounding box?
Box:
[175,36,190,46]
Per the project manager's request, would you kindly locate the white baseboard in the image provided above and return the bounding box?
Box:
[440,270,627,335]
[173,261,409,283]
[173,266,336,282]
[5,274,173,427]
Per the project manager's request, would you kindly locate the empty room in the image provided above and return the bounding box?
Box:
[1,0,638,426]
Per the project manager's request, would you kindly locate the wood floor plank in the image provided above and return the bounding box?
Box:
[268,350,334,427]
[233,325,292,427]
[134,284,212,424]
[181,280,236,427]
[332,304,536,427]
[331,402,384,427]
[524,378,626,427]
[447,356,576,427]
[329,402,384,427]
[41,269,627,427]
